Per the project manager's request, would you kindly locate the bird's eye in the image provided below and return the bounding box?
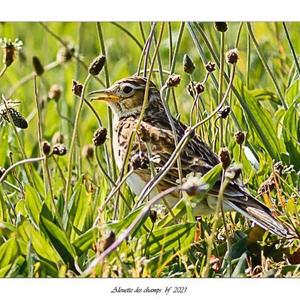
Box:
[122,85,133,94]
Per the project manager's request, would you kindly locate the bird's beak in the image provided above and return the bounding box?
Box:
[88,88,120,102]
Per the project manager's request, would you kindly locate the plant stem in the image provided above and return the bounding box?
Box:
[188,22,242,130]
[7,61,60,98]
[116,23,165,211]
[110,22,143,50]
[95,147,116,187]
[135,64,236,208]
[0,65,8,79]
[160,84,183,188]
[218,32,225,148]
[82,186,179,277]
[168,22,173,68]
[246,29,251,89]
[33,76,50,197]
[282,22,300,79]
[153,31,164,85]
[1,96,35,187]
[98,169,134,214]
[65,74,92,204]
[166,22,185,115]
[246,22,287,109]
[39,22,105,87]
[96,22,117,182]
[136,23,165,130]
[202,176,230,277]
[52,155,66,186]
[0,157,44,183]
[143,22,157,77]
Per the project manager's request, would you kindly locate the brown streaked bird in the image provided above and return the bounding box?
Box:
[89,76,295,238]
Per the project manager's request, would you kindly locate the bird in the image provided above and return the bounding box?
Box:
[89,75,295,239]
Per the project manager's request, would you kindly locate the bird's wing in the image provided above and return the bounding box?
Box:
[119,115,295,238]
[139,114,220,180]
[223,188,295,238]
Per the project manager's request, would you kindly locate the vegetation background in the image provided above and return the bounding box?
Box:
[0,22,299,278]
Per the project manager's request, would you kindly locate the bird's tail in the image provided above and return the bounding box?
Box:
[225,198,296,239]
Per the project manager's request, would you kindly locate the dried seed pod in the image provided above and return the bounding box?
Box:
[48,84,62,102]
[52,131,65,144]
[0,38,23,67]
[88,55,106,76]
[235,131,245,145]
[52,143,67,156]
[205,61,216,73]
[42,141,51,156]
[92,127,107,146]
[218,106,231,119]
[56,45,75,63]
[183,54,195,74]
[82,144,94,160]
[72,80,83,97]
[214,22,228,32]
[32,56,44,76]
[195,82,205,94]
[131,152,149,170]
[166,74,181,87]
[149,210,157,224]
[226,48,239,64]
[219,147,231,169]
[0,106,28,129]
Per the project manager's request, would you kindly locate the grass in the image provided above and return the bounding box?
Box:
[0,22,300,278]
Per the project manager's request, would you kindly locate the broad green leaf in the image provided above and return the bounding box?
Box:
[285,79,300,106]
[0,264,11,277]
[63,180,82,231]
[0,221,16,235]
[230,252,247,278]
[106,207,144,236]
[73,227,98,254]
[67,184,90,241]
[25,185,42,226]
[21,221,61,264]
[287,198,297,216]
[227,233,248,260]
[250,88,280,104]
[7,256,26,277]
[0,127,9,166]
[222,254,248,277]
[193,163,222,198]
[30,169,45,198]
[221,232,248,276]
[0,238,19,269]
[282,100,300,170]
[141,223,196,256]
[39,259,59,277]
[15,199,28,217]
[40,215,76,265]
[235,80,283,159]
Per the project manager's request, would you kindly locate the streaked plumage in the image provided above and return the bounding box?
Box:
[90,76,295,238]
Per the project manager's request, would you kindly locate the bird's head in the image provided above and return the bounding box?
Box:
[89,76,161,118]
